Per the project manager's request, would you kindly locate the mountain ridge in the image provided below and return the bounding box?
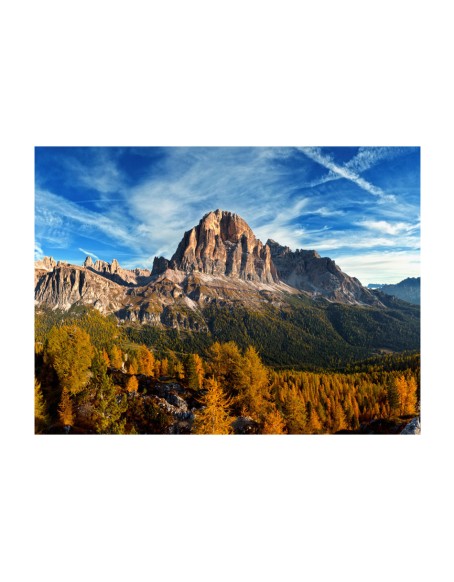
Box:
[34,209,391,318]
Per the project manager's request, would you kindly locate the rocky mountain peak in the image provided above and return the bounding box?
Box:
[84,256,94,267]
[170,210,277,283]
[199,209,254,243]
[35,256,57,271]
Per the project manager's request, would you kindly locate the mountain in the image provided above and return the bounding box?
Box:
[171,210,277,283]
[35,210,420,368]
[368,277,420,305]
[266,239,380,305]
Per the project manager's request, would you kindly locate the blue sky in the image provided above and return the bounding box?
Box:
[35,146,420,284]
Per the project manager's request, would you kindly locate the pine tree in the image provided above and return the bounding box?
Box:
[405,375,419,416]
[185,354,205,390]
[126,357,138,375]
[307,407,323,434]
[110,344,123,369]
[89,354,127,434]
[101,349,110,367]
[237,346,270,420]
[396,375,418,416]
[262,407,287,434]
[386,378,400,416]
[332,401,348,432]
[283,388,308,434]
[45,324,94,395]
[126,376,139,393]
[192,377,233,435]
[58,388,74,429]
[34,378,50,434]
[160,358,169,377]
[137,345,154,376]
[207,341,243,395]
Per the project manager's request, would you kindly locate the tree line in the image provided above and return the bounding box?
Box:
[35,308,420,435]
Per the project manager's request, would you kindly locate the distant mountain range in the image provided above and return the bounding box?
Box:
[367,278,420,305]
[35,210,420,368]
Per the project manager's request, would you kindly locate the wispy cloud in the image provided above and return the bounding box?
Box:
[34,241,44,261]
[78,247,100,260]
[63,149,126,194]
[35,188,144,252]
[300,147,395,201]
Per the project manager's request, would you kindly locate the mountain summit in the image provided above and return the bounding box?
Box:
[170,210,277,283]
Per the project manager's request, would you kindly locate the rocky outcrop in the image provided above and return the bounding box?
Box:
[86,257,152,286]
[267,239,382,306]
[152,256,170,276]
[400,417,421,434]
[171,210,278,283]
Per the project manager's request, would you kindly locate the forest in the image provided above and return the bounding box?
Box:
[35,306,420,435]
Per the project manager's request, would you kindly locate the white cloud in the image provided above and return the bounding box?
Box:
[332,250,420,285]
[357,220,417,235]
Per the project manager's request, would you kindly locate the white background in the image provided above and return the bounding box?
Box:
[1,1,452,581]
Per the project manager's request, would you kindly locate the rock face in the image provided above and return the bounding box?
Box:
[171,210,278,283]
[267,239,381,306]
[34,263,126,312]
[152,256,170,276]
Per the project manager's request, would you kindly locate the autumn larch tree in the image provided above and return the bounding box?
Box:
[126,375,139,393]
[395,375,418,416]
[87,353,127,434]
[262,407,287,434]
[192,377,233,435]
[283,388,308,434]
[237,346,271,421]
[185,353,205,390]
[45,324,94,396]
[34,378,50,434]
[109,344,123,369]
[206,341,243,396]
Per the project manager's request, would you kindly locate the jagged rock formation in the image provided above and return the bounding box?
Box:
[267,239,381,306]
[34,256,57,286]
[34,263,126,312]
[35,256,57,271]
[152,256,169,276]
[85,257,153,286]
[171,209,278,283]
